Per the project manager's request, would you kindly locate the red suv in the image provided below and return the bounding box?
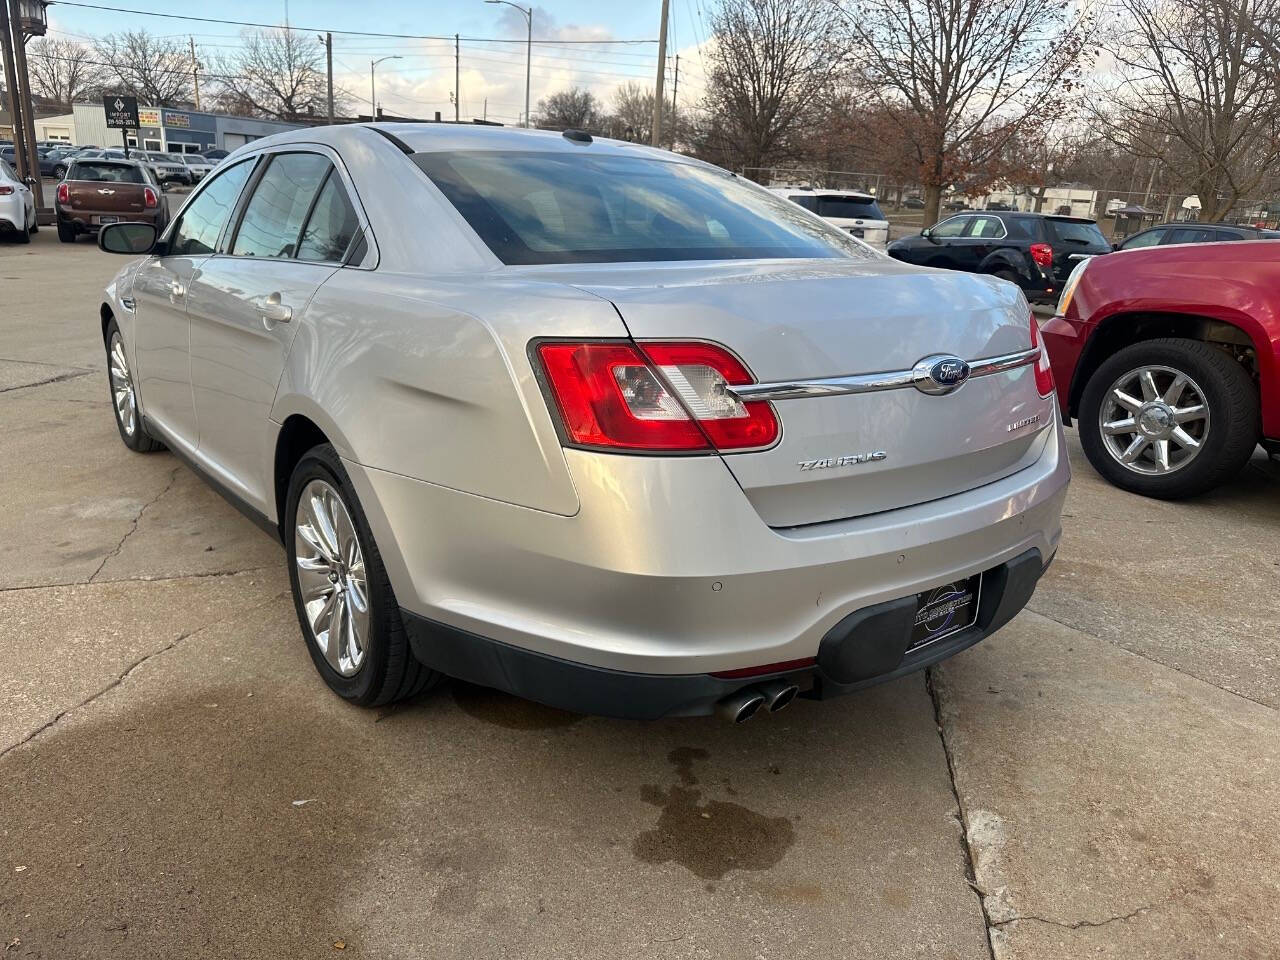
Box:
[1041,240,1277,497]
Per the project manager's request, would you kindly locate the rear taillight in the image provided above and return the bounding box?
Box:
[1030,243,1053,268]
[0,185,12,196]
[1030,314,1055,397]
[143,186,158,208]
[56,182,69,203]
[535,340,779,453]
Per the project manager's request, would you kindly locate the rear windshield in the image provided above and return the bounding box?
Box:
[815,196,885,221]
[70,162,146,183]
[1049,219,1107,246]
[413,151,871,265]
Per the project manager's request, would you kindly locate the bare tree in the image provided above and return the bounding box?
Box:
[845,0,1090,225]
[27,38,110,108]
[535,88,603,131]
[210,29,336,120]
[694,0,845,177]
[94,30,194,106]
[607,82,654,142]
[1093,0,1280,221]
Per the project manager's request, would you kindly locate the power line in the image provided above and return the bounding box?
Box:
[47,2,659,45]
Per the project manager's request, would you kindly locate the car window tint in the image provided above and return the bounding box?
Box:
[815,196,886,220]
[786,194,817,211]
[930,217,969,238]
[1003,218,1039,240]
[296,171,360,263]
[966,216,1005,239]
[1166,227,1214,244]
[1049,220,1108,245]
[1121,229,1164,249]
[231,153,331,259]
[414,151,870,264]
[1214,230,1245,241]
[169,159,254,258]
[70,162,146,183]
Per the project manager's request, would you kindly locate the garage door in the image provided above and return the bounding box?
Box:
[223,133,249,149]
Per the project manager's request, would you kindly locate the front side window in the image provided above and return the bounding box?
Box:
[930,217,969,239]
[231,153,331,259]
[297,172,359,262]
[1121,229,1164,249]
[1166,227,1214,245]
[966,216,1006,239]
[169,159,254,257]
[414,151,870,265]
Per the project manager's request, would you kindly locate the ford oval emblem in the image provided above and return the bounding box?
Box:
[913,355,972,395]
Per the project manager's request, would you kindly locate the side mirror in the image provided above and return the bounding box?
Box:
[22,176,37,186]
[99,221,158,255]
[921,227,934,241]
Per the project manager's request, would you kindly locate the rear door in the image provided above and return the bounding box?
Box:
[1164,226,1215,245]
[186,148,361,512]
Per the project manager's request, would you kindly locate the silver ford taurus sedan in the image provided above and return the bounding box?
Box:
[96,123,1068,722]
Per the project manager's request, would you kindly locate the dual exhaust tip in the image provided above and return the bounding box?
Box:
[715,679,800,724]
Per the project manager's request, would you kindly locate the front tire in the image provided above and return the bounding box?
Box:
[285,444,439,707]
[105,319,164,453]
[1078,338,1259,498]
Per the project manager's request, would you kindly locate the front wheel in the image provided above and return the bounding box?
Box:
[1078,338,1259,498]
[105,319,164,452]
[285,444,440,707]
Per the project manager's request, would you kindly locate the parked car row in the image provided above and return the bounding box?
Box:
[0,142,223,185]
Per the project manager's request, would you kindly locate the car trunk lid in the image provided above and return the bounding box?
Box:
[540,258,1053,526]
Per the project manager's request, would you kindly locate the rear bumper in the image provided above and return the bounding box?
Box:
[402,547,1049,719]
[346,410,1069,692]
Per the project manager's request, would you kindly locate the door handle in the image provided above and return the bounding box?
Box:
[256,293,292,324]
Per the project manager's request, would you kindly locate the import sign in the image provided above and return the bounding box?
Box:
[103,94,140,129]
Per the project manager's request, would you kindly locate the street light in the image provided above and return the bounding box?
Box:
[370,55,402,120]
[484,0,531,128]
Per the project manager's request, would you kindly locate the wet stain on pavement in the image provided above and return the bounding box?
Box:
[450,681,583,730]
[632,747,795,880]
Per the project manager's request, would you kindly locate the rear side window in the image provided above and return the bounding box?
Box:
[414,151,868,265]
[1214,230,1246,242]
[786,194,817,211]
[816,196,886,220]
[296,172,360,262]
[966,216,1006,239]
[169,159,254,257]
[231,153,331,259]
[1003,218,1040,240]
[71,162,145,183]
[1049,220,1107,246]
[1166,227,1214,245]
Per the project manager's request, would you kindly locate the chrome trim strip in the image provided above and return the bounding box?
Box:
[729,347,1040,403]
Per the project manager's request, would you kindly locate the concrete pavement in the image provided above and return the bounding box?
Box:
[1,229,1277,958]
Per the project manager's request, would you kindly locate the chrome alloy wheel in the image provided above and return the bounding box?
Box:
[108,334,138,437]
[1099,364,1210,475]
[294,479,370,677]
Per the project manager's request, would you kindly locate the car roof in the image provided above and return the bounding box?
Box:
[1147,221,1260,231]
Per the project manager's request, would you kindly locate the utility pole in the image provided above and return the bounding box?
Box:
[524,9,531,128]
[650,0,670,147]
[483,98,487,121]
[670,53,679,149]
[454,34,460,122]
[7,0,43,209]
[318,31,333,122]
[0,0,28,185]
[189,36,202,110]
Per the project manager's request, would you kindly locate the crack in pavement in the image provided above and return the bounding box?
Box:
[991,893,1185,931]
[1024,606,1278,713]
[926,666,999,960]
[0,589,289,764]
[0,369,94,395]
[0,566,277,595]
[86,466,182,584]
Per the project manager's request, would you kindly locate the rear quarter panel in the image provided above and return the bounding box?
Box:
[272,269,630,518]
[1071,243,1280,437]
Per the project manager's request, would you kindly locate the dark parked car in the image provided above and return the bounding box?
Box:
[887,211,1113,303]
[201,148,231,160]
[986,201,1014,211]
[903,195,925,209]
[1114,221,1280,250]
[943,199,968,211]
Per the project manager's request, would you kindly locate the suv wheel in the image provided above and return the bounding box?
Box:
[285,444,440,707]
[57,219,75,243]
[105,320,164,452]
[1079,338,1259,498]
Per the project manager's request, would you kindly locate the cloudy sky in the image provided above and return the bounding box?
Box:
[44,0,714,123]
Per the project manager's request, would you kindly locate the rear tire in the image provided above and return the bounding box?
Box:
[1078,338,1259,499]
[285,444,440,707]
[57,220,75,243]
